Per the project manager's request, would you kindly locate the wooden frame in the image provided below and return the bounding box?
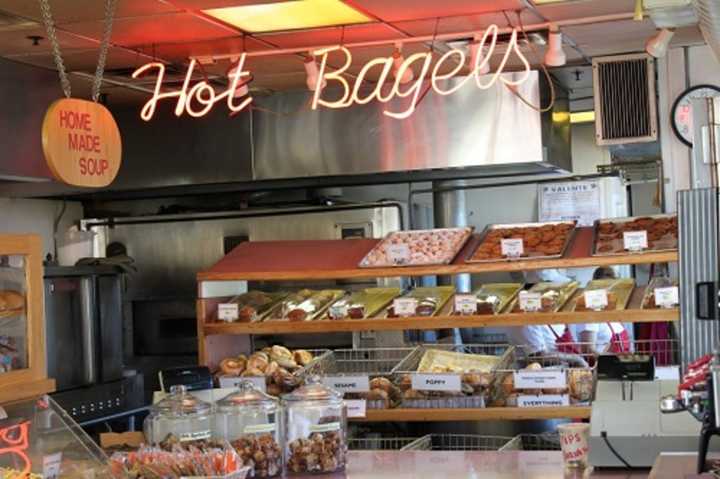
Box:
[0,235,54,404]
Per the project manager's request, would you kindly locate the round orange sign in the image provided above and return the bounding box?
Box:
[41,98,122,187]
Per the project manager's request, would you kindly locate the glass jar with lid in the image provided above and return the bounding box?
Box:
[144,384,213,448]
[215,380,282,478]
[281,376,347,475]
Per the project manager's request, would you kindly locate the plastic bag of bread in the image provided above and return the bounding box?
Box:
[0,290,24,313]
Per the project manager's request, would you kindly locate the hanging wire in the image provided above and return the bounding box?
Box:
[495,10,556,113]
[38,0,72,98]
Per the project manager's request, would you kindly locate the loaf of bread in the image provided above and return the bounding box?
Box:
[0,290,24,312]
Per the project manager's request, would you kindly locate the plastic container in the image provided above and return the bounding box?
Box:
[56,227,96,266]
[144,385,214,448]
[215,381,282,478]
[282,376,347,475]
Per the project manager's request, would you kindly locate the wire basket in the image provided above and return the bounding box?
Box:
[492,345,595,408]
[348,437,419,451]
[305,348,415,408]
[499,433,561,451]
[401,434,514,451]
[392,344,514,409]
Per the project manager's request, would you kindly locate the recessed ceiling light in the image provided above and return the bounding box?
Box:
[203,0,372,34]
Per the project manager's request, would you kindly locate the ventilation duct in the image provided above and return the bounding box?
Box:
[694,0,720,63]
[592,54,657,145]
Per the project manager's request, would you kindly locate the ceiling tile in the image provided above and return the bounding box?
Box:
[148,36,270,62]
[170,0,297,8]
[0,0,180,23]
[256,23,403,49]
[0,26,96,56]
[60,13,232,47]
[346,0,525,23]
[562,18,654,56]
[534,0,636,22]
[6,46,146,71]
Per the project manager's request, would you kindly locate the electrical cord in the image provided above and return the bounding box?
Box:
[600,431,632,469]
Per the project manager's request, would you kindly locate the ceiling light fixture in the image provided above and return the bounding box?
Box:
[544,24,566,67]
[392,43,414,84]
[304,55,326,92]
[468,33,491,75]
[645,28,675,58]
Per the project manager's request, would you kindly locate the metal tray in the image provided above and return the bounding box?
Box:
[571,278,635,312]
[465,221,577,264]
[591,214,678,257]
[358,227,473,268]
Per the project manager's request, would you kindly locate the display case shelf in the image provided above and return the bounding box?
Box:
[201,286,677,336]
[197,228,678,283]
[350,406,592,422]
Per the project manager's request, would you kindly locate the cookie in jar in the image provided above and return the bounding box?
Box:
[282,376,347,474]
[215,381,282,477]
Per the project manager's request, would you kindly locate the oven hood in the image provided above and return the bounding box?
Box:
[0,65,569,199]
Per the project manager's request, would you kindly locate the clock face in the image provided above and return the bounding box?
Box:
[671,84,720,147]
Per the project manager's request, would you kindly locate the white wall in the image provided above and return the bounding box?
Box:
[0,198,83,257]
[570,123,612,175]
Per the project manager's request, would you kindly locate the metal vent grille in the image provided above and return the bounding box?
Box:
[592,54,657,145]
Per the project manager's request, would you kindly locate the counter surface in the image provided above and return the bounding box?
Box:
[292,451,648,478]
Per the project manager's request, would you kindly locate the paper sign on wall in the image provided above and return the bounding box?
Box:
[411,373,462,392]
[538,181,601,227]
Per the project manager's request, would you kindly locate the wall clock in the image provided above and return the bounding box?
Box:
[671,84,720,147]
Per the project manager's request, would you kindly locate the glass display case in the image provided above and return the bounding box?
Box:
[0,235,54,404]
[0,395,108,478]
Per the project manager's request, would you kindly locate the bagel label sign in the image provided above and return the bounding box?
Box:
[41,98,121,187]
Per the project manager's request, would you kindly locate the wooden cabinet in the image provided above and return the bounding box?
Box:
[0,234,54,403]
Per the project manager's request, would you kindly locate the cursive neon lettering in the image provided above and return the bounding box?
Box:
[133,56,253,121]
[133,25,532,120]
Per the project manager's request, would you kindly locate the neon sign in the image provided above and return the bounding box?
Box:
[132,24,531,121]
[0,421,31,476]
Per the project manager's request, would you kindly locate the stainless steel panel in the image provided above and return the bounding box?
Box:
[253,72,543,179]
[678,188,720,369]
[79,277,97,385]
[0,58,58,181]
[98,275,124,382]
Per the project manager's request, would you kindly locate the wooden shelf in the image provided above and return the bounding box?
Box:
[202,286,677,336]
[0,377,55,404]
[197,228,678,283]
[350,406,592,422]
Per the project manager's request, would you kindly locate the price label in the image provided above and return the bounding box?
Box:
[513,370,567,389]
[386,243,411,265]
[454,294,478,315]
[517,394,569,408]
[218,303,239,322]
[345,399,367,418]
[328,302,348,320]
[323,375,370,393]
[654,286,679,308]
[43,453,62,479]
[244,423,276,434]
[180,430,212,441]
[501,238,524,257]
[519,291,542,312]
[623,231,648,251]
[310,422,340,433]
[393,298,418,317]
[219,376,267,392]
[583,289,608,310]
[411,373,462,392]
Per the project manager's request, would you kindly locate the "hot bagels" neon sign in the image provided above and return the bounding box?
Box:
[132,25,531,121]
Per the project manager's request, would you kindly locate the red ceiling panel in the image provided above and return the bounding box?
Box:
[169,0,296,8]
[256,23,403,49]
[148,36,270,62]
[0,26,97,56]
[0,0,180,23]
[535,0,636,22]
[345,0,526,22]
[60,13,232,47]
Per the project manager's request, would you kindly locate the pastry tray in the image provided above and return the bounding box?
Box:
[220,291,288,322]
[325,287,401,320]
[466,221,577,263]
[571,278,635,312]
[641,277,679,309]
[507,281,579,313]
[591,214,678,257]
[358,227,473,268]
[264,290,345,322]
[469,283,524,315]
[381,286,455,318]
